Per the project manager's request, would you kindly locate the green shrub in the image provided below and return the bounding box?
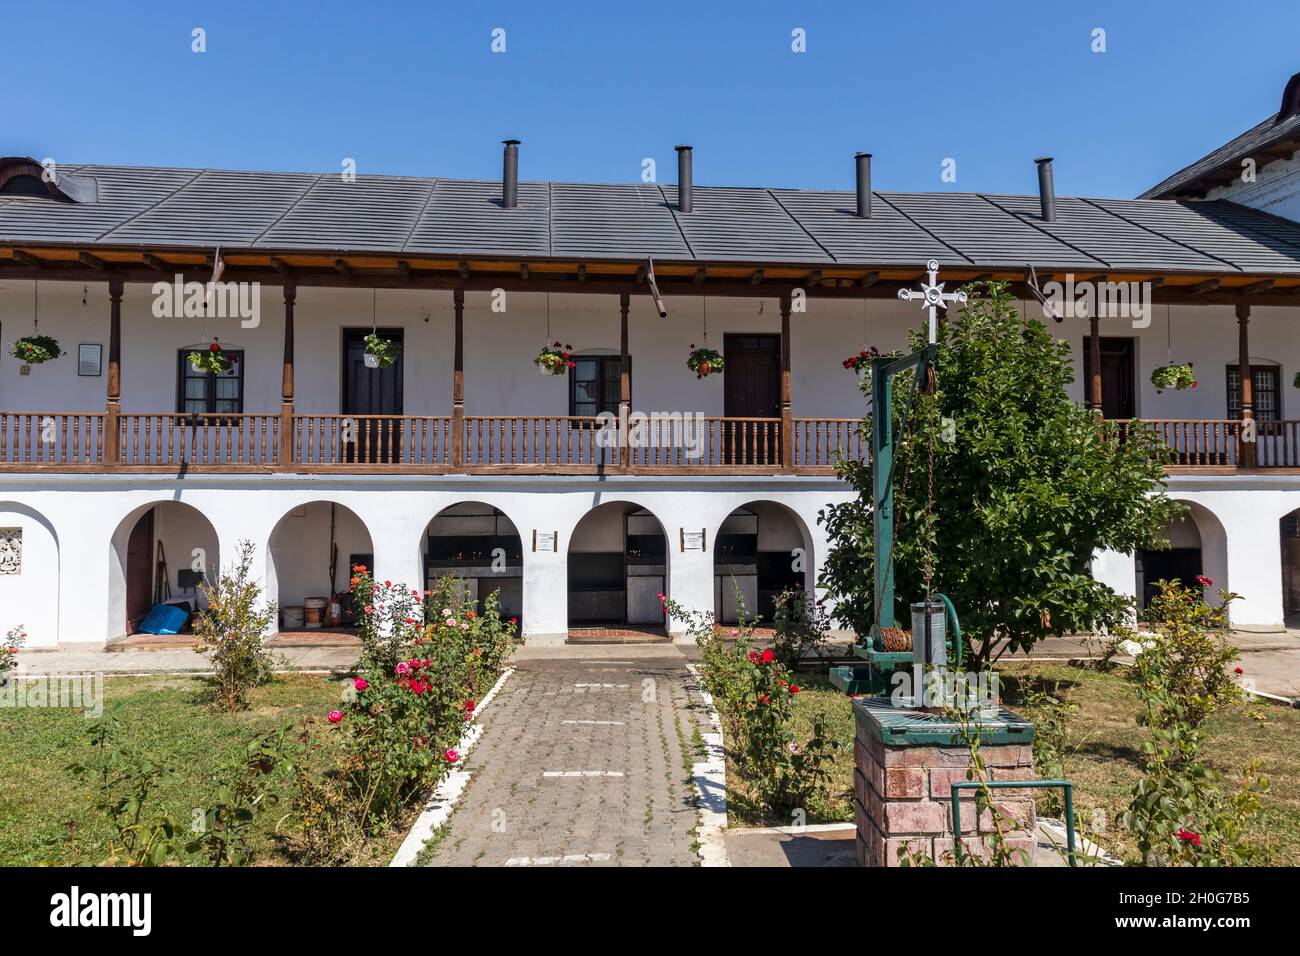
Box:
[770,587,830,670]
[1122,579,1268,865]
[193,540,279,711]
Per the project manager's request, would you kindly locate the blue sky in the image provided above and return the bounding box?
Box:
[4,0,1298,199]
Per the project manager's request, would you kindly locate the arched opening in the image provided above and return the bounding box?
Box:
[267,501,373,631]
[1136,501,1228,612]
[1282,509,1300,627]
[420,502,523,622]
[714,501,812,624]
[109,502,219,636]
[0,502,60,647]
[568,502,667,630]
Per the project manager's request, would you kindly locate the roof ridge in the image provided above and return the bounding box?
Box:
[95,167,208,243]
[978,194,1108,269]
[767,189,835,262]
[658,183,696,259]
[253,173,325,245]
[872,193,971,265]
[1080,197,1242,272]
[401,178,440,252]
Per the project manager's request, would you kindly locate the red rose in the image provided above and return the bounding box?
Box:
[1234,667,1243,675]
[1176,828,1201,846]
[759,649,775,664]
[789,684,800,694]
[327,710,343,724]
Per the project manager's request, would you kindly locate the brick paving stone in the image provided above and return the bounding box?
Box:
[425,654,710,867]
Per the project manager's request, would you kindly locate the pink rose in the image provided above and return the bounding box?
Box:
[444,748,460,764]
[327,710,343,724]
[395,661,410,675]
[353,678,368,691]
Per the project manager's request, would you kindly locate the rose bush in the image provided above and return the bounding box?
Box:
[288,571,517,858]
[665,596,837,816]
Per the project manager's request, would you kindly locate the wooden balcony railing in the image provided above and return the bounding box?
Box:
[0,412,105,466]
[464,415,615,467]
[295,415,453,466]
[6,412,1299,473]
[1113,419,1300,469]
[118,413,279,466]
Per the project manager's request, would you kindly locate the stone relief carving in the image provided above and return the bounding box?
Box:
[0,529,20,575]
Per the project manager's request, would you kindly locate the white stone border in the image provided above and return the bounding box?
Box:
[389,665,515,867]
[686,662,729,867]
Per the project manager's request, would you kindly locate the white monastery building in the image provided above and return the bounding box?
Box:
[7,75,1300,646]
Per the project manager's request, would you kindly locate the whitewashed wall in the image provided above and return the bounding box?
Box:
[0,474,850,646]
[2,280,1297,422]
[1206,148,1300,224]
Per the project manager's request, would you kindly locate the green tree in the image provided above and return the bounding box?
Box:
[819,281,1180,666]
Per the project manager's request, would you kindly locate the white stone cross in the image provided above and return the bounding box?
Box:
[898,258,967,344]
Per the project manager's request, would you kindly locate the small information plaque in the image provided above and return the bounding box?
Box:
[533,530,557,552]
[681,529,706,552]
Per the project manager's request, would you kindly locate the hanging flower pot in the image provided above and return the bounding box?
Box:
[1151,362,1197,393]
[1293,370,1300,389]
[842,346,880,373]
[534,341,574,375]
[687,345,724,379]
[188,343,234,374]
[363,331,400,369]
[9,335,63,365]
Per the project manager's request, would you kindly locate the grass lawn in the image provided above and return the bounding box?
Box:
[0,673,411,866]
[727,661,1300,865]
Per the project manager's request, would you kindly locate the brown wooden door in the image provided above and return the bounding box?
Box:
[724,334,780,464]
[1082,337,1136,420]
[125,508,154,633]
[342,329,404,462]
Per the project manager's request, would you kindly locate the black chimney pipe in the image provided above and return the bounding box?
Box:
[675,145,693,213]
[1035,156,1055,223]
[502,139,520,209]
[855,152,872,218]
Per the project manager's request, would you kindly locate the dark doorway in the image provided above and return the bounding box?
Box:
[1082,336,1136,420]
[724,334,781,464]
[125,508,154,634]
[342,328,404,462]
[1136,547,1202,612]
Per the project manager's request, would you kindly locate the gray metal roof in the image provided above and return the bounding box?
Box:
[1139,111,1300,200]
[3,161,1300,276]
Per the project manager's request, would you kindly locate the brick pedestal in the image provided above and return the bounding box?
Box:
[852,697,1036,867]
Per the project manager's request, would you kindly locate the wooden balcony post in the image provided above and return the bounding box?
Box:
[780,290,793,471]
[619,292,631,469]
[1088,313,1103,415]
[104,277,123,466]
[278,282,296,468]
[452,287,465,468]
[1237,302,1256,468]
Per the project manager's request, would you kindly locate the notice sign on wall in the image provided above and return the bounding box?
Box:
[533,530,557,552]
[680,529,706,552]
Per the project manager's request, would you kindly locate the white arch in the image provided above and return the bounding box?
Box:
[265,500,375,630]
[0,501,60,647]
[107,500,220,639]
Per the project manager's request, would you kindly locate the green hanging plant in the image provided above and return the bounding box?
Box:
[363,331,400,369]
[188,343,234,374]
[10,334,64,365]
[686,344,724,379]
[534,341,574,375]
[1151,362,1197,393]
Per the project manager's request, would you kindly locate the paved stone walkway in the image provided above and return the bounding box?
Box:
[425,651,708,866]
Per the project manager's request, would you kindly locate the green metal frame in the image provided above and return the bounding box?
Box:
[871,344,937,637]
[949,779,1077,867]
